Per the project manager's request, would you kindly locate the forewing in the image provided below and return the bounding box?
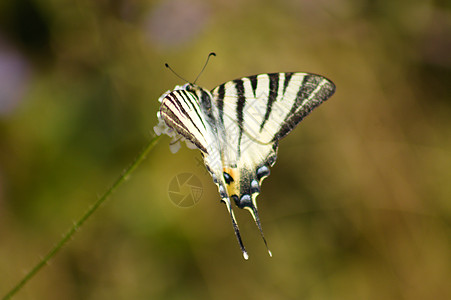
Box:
[159,89,210,153]
[212,72,335,146]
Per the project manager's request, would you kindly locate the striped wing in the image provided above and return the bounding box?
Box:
[212,72,335,146]
[210,73,335,256]
[159,89,213,154]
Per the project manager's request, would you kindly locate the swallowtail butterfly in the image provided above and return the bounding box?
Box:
[154,55,336,259]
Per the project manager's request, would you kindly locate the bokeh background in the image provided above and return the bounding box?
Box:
[1,0,450,299]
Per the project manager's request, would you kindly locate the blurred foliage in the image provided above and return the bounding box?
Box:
[1,0,450,299]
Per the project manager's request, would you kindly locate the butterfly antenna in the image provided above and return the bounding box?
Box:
[223,199,249,260]
[248,205,272,257]
[165,63,190,83]
[193,52,216,84]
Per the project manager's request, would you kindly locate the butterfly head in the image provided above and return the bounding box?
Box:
[184,84,213,112]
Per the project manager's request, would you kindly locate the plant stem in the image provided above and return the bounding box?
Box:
[2,135,161,300]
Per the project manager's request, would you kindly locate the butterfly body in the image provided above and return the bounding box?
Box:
[156,72,335,259]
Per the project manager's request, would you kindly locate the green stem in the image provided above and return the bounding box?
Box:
[3,135,161,300]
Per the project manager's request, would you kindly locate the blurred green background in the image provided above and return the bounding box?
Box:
[1,0,450,299]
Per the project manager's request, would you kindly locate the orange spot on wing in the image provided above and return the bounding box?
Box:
[223,167,240,196]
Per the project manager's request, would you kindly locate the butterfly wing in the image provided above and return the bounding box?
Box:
[158,72,335,259]
[159,89,213,153]
[159,85,252,258]
[210,73,335,252]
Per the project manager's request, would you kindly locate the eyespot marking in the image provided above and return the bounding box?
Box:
[240,195,252,207]
[251,180,260,193]
[256,165,270,180]
[223,172,234,184]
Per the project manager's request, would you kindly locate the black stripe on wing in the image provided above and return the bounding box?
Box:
[234,79,246,157]
[283,72,294,94]
[164,93,206,137]
[160,100,208,153]
[250,76,258,98]
[273,75,336,141]
[175,90,207,131]
[216,84,225,124]
[259,73,279,131]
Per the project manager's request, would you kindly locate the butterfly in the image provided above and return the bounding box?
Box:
[154,57,336,259]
